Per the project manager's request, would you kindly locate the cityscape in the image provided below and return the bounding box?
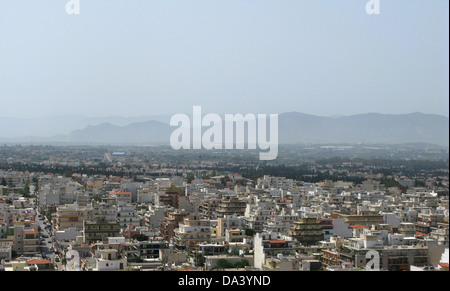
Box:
[0,143,448,272]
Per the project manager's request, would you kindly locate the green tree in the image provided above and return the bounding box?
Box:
[132,234,149,241]
[24,182,30,197]
[245,228,256,237]
[215,259,249,269]
[216,259,233,269]
[63,169,73,178]
[235,179,248,186]
[92,195,102,202]
[233,260,250,268]
[186,172,195,184]
[220,176,231,187]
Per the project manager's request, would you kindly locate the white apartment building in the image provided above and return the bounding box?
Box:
[256,175,296,191]
[117,204,140,229]
[94,249,127,271]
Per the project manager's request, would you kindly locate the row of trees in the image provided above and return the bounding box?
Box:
[214,259,250,270]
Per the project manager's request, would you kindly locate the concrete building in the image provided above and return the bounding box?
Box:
[216,197,247,218]
[217,215,247,238]
[117,204,140,229]
[56,203,93,231]
[174,214,211,250]
[289,218,324,246]
[159,209,189,242]
[138,239,169,259]
[94,249,127,271]
[83,218,121,243]
[253,232,297,270]
[13,221,39,256]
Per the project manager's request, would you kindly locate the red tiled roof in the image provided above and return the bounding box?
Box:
[153,237,163,241]
[439,263,449,268]
[15,220,37,223]
[24,229,38,234]
[27,259,51,265]
[111,192,131,195]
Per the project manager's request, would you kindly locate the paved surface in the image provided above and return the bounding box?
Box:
[35,212,63,271]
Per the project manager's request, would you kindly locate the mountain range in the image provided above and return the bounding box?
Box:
[0,112,448,146]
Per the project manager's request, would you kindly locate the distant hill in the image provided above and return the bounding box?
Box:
[66,121,172,145]
[0,114,172,138]
[0,112,448,146]
[278,112,449,146]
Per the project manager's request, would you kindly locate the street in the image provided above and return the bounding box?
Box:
[35,212,63,271]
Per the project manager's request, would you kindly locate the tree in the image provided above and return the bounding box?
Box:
[235,179,248,186]
[216,259,233,269]
[186,172,195,184]
[92,195,102,202]
[245,228,256,237]
[24,182,30,197]
[132,234,149,241]
[64,169,73,178]
[215,259,249,269]
[197,256,205,267]
[32,177,39,194]
[1,177,6,186]
[233,260,250,268]
[220,176,231,187]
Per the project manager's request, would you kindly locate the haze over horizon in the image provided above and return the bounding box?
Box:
[0,110,449,120]
[0,111,448,147]
[0,0,448,119]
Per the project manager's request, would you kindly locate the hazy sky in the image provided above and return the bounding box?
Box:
[0,0,448,118]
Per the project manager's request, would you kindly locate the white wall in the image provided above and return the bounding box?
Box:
[384,213,401,227]
[333,219,352,238]
[253,233,265,270]
[55,228,83,240]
